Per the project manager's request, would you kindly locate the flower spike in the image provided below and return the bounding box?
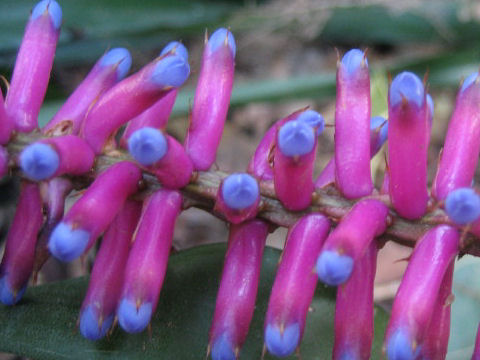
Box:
[118,189,182,333]
[48,161,141,262]
[5,0,62,133]
[44,48,132,135]
[185,28,236,171]
[265,214,330,357]
[387,71,429,219]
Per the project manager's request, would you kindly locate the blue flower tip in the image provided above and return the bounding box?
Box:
[79,306,113,341]
[461,72,478,93]
[221,173,259,210]
[128,127,168,166]
[20,142,59,181]
[118,298,152,334]
[32,0,62,30]
[341,49,367,74]
[48,222,90,262]
[151,54,190,88]
[265,323,300,357]
[370,116,388,145]
[278,120,315,157]
[316,250,354,286]
[160,41,188,62]
[390,71,424,108]
[0,277,26,306]
[100,48,132,80]
[208,28,236,57]
[386,329,416,360]
[297,110,325,136]
[426,94,434,119]
[445,188,480,225]
[211,334,236,360]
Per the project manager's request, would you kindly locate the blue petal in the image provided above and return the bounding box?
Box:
[386,329,418,360]
[265,323,300,357]
[0,276,26,306]
[460,72,478,93]
[100,48,132,80]
[341,49,367,75]
[221,173,259,210]
[128,127,168,166]
[278,120,315,157]
[117,298,152,334]
[79,305,113,341]
[48,222,90,262]
[316,250,354,286]
[297,110,325,136]
[211,333,236,360]
[208,28,236,57]
[160,41,188,62]
[445,188,480,225]
[151,54,190,88]
[20,143,59,181]
[389,72,424,107]
[31,0,62,29]
[426,94,434,120]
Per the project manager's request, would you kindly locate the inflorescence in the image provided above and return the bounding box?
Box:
[2,1,480,359]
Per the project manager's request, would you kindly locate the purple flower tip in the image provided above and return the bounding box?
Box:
[48,222,90,262]
[20,143,59,181]
[371,115,388,145]
[316,250,354,286]
[211,334,236,360]
[386,329,419,360]
[278,120,315,157]
[265,323,300,357]
[341,49,367,74]
[460,72,478,93]
[160,41,188,62]
[79,306,113,341]
[338,352,356,360]
[100,48,132,80]
[128,127,167,166]
[0,276,26,306]
[32,0,62,29]
[445,188,480,225]
[390,72,424,107]
[151,54,190,88]
[208,28,236,57]
[117,298,152,334]
[222,173,259,210]
[426,94,434,118]
[297,110,325,136]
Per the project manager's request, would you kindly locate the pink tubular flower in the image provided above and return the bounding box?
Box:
[209,220,269,360]
[0,90,12,145]
[5,0,62,133]
[19,135,95,181]
[44,48,132,135]
[184,28,235,171]
[432,72,480,201]
[387,72,429,219]
[333,241,377,360]
[264,214,330,357]
[48,161,141,262]
[81,51,190,154]
[385,225,459,360]
[117,189,182,334]
[0,182,43,305]
[334,49,373,199]
[79,200,142,341]
[316,199,388,286]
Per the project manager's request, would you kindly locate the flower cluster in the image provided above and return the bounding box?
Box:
[2,1,480,359]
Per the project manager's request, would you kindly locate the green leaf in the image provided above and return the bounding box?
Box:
[0,244,389,359]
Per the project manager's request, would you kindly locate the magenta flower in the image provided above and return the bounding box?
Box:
[117,189,182,333]
[0,90,12,145]
[184,28,236,171]
[209,220,269,360]
[5,0,62,133]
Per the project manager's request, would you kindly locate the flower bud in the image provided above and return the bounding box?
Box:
[79,200,142,340]
[117,189,182,333]
[215,173,260,224]
[265,214,330,357]
[432,72,480,200]
[0,182,43,305]
[19,135,95,181]
[209,220,268,360]
[48,161,141,262]
[387,71,429,219]
[335,49,373,199]
[385,225,459,360]
[44,48,132,135]
[445,187,480,225]
[184,28,235,170]
[5,0,62,133]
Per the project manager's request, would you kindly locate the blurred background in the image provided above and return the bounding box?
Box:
[1,0,480,358]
